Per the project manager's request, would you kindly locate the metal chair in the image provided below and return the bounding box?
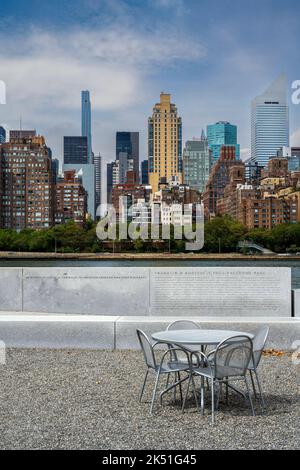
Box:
[248,326,269,408]
[182,335,255,424]
[136,329,197,414]
[167,320,200,331]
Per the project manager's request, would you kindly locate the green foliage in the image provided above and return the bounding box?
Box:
[1,217,300,253]
[203,216,246,253]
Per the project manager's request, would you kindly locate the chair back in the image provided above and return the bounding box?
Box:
[252,326,269,368]
[136,329,156,369]
[167,320,200,331]
[213,335,253,379]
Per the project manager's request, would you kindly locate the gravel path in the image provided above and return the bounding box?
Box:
[0,349,299,450]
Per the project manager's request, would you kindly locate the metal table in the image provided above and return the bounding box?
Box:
[152,329,254,347]
[151,329,254,413]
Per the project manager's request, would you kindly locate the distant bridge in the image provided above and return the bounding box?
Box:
[237,240,275,255]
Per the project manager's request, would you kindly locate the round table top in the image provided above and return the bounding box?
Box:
[152,329,254,346]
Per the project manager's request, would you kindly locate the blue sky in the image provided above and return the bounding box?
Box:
[0,0,300,171]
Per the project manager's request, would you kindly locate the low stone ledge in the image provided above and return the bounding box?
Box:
[0,314,118,349]
[0,313,299,350]
[115,316,300,350]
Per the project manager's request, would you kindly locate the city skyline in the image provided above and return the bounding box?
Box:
[0,0,300,169]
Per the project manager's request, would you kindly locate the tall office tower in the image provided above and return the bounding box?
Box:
[148,93,182,193]
[141,160,149,184]
[106,162,114,204]
[81,90,92,163]
[0,134,54,229]
[0,126,6,143]
[251,74,289,168]
[55,170,87,227]
[63,136,88,164]
[51,158,59,184]
[94,153,102,214]
[207,122,240,164]
[116,132,139,182]
[183,137,212,192]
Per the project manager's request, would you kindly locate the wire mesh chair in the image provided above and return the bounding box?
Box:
[248,326,269,408]
[136,329,197,414]
[182,335,255,424]
[167,320,202,356]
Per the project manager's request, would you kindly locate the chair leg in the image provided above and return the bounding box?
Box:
[211,379,215,425]
[182,373,192,413]
[249,370,257,399]
[200,376,205,416]
[254,369,266,408]
[178,371,183,404]
[191,374,200,412]
[225,377,229,405]
[173,372,178,403]
[165,373,170,390]
[244,376,255,417]
[216,382,221,411]
[150,370,161,414]
[139,369,149,403]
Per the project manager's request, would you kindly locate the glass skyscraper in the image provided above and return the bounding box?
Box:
[207,122,240,163]
[64,136,88,164]
[0,126,6,143]
[81,90,92,163]
[116,132,139,181]
[183,136,212,192]
[141,160,149,184]
[251,74,289,168]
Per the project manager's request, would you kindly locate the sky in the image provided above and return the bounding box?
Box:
[1,0,300,175]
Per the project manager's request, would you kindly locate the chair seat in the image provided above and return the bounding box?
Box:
[156,361,190,374]
[194,364,246,380]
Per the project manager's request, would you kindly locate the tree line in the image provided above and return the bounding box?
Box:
[0,217,300,253]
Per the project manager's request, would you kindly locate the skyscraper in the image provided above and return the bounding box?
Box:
[81,90,92,163]
[116,132,139,181]
[141,160,148,184]
[183,136,212,192]
[106,162,114,204]
[0,133,55,229]
[94,153,102,214]
[64,136,88,164]
[0,126,6,143]
[207,122,240,163]
[251,74,289,168]
[148,93,182,193]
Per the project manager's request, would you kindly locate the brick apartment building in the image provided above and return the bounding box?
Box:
[202,145,242,217]
[0,132,55,230]
[216,157,300,229]
[55,170,88,226]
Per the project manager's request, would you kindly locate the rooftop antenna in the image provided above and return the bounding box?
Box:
[20,116,22,131]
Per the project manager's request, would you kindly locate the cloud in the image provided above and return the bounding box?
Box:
[152,0,187,15]
[0,26,205,113]
[291,128,300,147]
[240,148,251,161]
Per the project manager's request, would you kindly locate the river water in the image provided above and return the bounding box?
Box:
[1,258,300,289]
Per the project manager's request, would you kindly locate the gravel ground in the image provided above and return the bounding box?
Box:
[0,348,299,450]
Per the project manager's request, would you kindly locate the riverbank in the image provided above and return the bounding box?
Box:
[0,250,300,261]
